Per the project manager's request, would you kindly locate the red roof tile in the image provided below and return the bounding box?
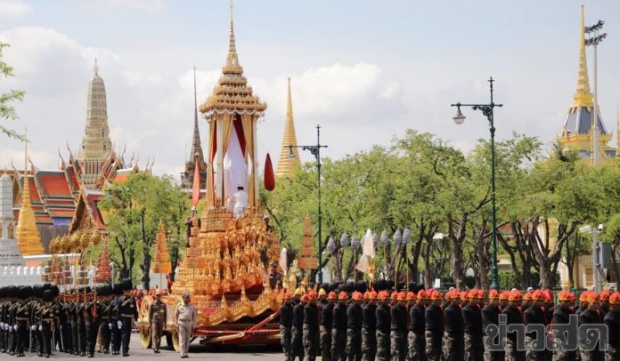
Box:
[38,172,71,197]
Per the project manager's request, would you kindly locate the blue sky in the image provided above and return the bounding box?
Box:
[1,0,619,178]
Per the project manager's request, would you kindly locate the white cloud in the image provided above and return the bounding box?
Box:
[0,0,32,17]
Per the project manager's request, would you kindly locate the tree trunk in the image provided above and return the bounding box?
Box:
[448,213,467,290]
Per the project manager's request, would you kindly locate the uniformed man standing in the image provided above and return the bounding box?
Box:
[303,291,320,361]
[149,290,167,353]
[320,291,336,361]
[109,288,122,355]
[551,290,576,361]
[15,286,31,358]
[578,292,603,361]
[503,290,525,361]
[268,262,282,290]
[462,290,483,361]
[98,290,112,354]
[117,282,138,357]
[175,292,196,359]
[425,291,444,361]
[292,292,306,361]
[375,291,391,361]
[332,291,348,361]
[390,292,407,361]
[37,290,55,358]
[280,292,294,361]
[346,291,363,361]
[523,290,547,361]
[482,289,503,361]
[362,291,377,361]
[604,292,620,361]
[442,290,464,361]
[85,291,103,358]
[408,290,426,361]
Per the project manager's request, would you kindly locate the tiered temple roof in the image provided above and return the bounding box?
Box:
[275,78,301,178]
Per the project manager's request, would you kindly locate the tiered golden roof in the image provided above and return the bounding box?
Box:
[199,12,266,116]
[276,78,301,178]
[95,236,112,283]
[297,215,318,270]
[151,222,172,274]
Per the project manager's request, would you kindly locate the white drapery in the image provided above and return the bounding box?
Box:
[223,125,247,206]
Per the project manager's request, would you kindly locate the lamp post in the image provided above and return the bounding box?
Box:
[327,236,336,282]
[584,19,606,166]
[579,224,603,291]
[351,235,361,281]
[452,77,503,290]
[289,124,328,283]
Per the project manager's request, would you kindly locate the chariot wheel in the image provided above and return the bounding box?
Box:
[170,330,181,352]
[139,325,152,348]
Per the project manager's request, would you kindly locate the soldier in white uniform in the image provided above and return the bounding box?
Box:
[174,293,196,358]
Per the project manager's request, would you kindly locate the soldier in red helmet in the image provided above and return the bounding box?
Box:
[320,292,337,361]
[442,290,464,361]
[523,290,547,361]
[407,290,426,361]
[502,290,525,361]
[361,291,377,361]
[281,292,295,361]
[375,291,391,361]
[303,291,320,361]
[604,292,620,360]
[579,292,603,361]
[462,289,483,361]
[425,291,444,361]
[482,289,503,361]
[390,292,407,361]
[552,290,576,361]
[331,292,348,361]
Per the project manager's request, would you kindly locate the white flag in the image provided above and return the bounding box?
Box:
[362,229,375,258]
[279,248,288,275]
[355,255,370,274]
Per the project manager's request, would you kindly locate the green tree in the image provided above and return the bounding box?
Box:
[98,172,189,288]
[0,42,25,140]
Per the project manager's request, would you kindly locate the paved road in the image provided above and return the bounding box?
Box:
[11,335,283,360]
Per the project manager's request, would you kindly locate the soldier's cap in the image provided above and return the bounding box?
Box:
[600,290,611,301]
[416,290,426,300]
[531,290,544,301]
[318,288,327,297]
[476,290,485,299]
[390,291,399,301]
[508,290,522,302]
[558,290,573,302]
[397,291,407,301]
[337,291,348,300]
[308,290,317,300]
[579,292,589,303]
[42,290,53,302]
[488,289,500,299]
[459,291,467,300]
[446,290,461,301]
[406,292,416,301]
[368,291,377,300]
[327,291,337,300]
[378,291,389,300]
[284,291,293,300]
[182,292,190,299]
[352,291,363,301]
[543,289,554,303]
[609,292,620,305]
[523,292,532,301]
[499,291,511,301]
[301,294,310,303]
[466,289,478,300]
[586,291,600,303]
[431,291,443,300]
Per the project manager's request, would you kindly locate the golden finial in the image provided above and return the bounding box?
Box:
[275,77,301,178]
[94,59,99,75]
[227,0,238,67]
[572,5,594,108]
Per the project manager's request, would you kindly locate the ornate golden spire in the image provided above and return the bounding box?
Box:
[572,5,594,108]
[78,61,112,189]
[15,132,44,256]
[276,78,301,178]
[200,1,266,115]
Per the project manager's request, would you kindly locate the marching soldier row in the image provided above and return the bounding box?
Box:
[280,285,620,361]
[0,279,138,358]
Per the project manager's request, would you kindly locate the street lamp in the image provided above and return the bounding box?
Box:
[288,124,328,283]
[579,224,603,291]
[585,19,606,166]
[452,77,503,290]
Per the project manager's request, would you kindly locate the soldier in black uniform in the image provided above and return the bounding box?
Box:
[503,291,525,361]
[76,292,87,356]
[462,290,483,361]
[98,287,112,354]
[117,279,137,357]
[280,291,294,361]
[292,292,306,361]
[390,292,407,361]
[425,291,443,361]
[482,289,503,361]
[442,290,464,361]
[346,291,363,361]
[37,290,56,358]
[408,290,426,361]
[29,285,43,355]
[303,291,320,361]
[59,297,72,354]
[110,285,123,355]
[362,291,377,361]
[0,287,8,353]
[604,292,620,361]
[599,291,610,318]
[332,291,348,361]
[578,292,603,361]
[551,290,576,361]
[7,288,19,356]
[523,290,548,361]
[85,288,103,358]
[14,286,32,357]
[320,291,335,361]
[69,292,80,355]
[375,291,391,361]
